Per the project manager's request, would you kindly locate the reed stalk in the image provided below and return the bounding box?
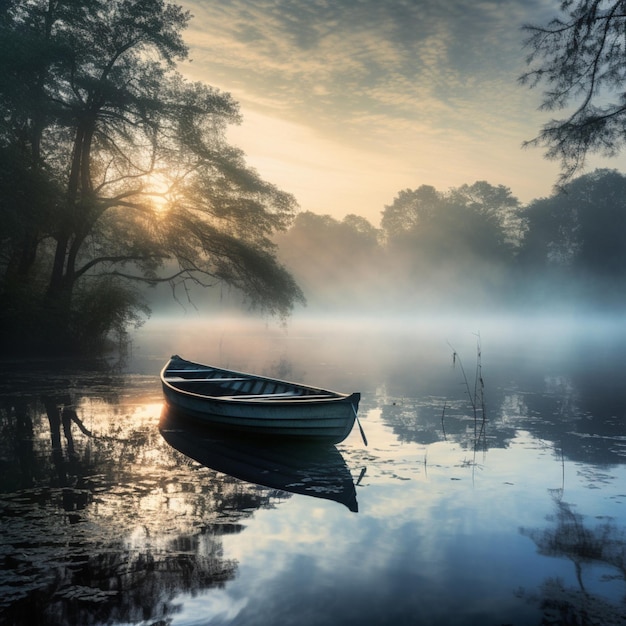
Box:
[444,333,486,449]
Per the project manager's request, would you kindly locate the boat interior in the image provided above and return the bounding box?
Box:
[164,367,335,399]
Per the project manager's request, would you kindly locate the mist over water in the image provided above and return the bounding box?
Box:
[132,308,626,388]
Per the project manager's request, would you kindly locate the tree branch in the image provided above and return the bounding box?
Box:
[74,253,168,280]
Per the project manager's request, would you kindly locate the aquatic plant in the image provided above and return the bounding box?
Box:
[444,333,486,449]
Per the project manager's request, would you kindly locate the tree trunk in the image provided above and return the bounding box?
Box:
[11,0,58,282]
[43,117,94,345]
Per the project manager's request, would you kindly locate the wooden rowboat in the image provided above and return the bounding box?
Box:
[160,355,362,444]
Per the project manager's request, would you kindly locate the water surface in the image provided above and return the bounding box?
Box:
[1,315,626,625]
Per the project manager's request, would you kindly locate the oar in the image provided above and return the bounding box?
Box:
[352,404,368,446]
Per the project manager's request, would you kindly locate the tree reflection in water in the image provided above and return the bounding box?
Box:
[521,491,626,625]
[373,337,626,625]
[0,367,286,626]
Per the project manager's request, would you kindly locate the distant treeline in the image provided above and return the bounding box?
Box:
[275,169,626,313]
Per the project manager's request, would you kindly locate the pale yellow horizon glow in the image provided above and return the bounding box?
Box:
[226,110,419,222]
[226,107,572,225]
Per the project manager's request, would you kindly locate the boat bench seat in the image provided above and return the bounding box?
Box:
[227,393,335,400]
[167,368,224,374]
[225,391,299,399]
[166,377,248,383]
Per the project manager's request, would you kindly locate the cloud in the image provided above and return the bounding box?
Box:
[181,0,536,131]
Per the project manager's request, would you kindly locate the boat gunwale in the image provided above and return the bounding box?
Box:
[160,356,356,406]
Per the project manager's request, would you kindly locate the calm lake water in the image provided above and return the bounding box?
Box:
[2,313,626,626]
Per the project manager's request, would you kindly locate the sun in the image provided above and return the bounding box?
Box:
[143,171,172,214]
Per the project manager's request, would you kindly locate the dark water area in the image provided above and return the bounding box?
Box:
[2,314,626,625]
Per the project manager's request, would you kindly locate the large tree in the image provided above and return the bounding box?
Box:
[379,181,519,308]
[520,169,626,279]
[0,0,303,352]
[380,182,518,264]
[520,0,626,183]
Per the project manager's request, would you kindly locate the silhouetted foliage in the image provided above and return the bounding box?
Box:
[519,169,626,307]
[380,181,519,308]
[380,185,441,241]
[0,0,302,354]
[521,1,626,183]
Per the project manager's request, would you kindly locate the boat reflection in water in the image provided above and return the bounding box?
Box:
[159,408,359,512]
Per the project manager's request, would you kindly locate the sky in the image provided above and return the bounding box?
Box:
[176,0,626,226]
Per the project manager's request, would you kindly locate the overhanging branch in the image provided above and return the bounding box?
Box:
[75,253,169,279]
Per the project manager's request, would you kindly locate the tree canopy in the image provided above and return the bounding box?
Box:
[0,0,303,353]
[519,168,626,277]
[521,0,626,183]
[380,181,519,264]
